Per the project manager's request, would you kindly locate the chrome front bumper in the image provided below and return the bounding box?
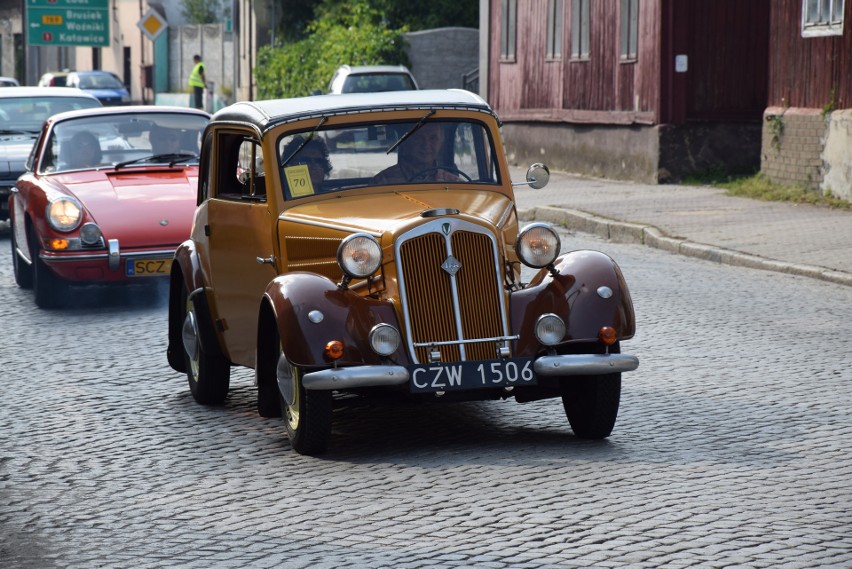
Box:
[533,353,639,376]
[302,365,410,390]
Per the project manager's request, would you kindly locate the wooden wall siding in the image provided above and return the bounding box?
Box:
[489,0,660,124]
[769,0,852,109]
[677,0,769,120]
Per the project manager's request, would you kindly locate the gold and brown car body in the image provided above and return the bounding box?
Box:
[167,90,638,454]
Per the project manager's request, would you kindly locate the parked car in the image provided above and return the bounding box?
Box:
[37,71,70,87]
[65,70,130,106]
[327,64,419,94]
[0,86,102,221]
[0,76,20,87]
[10,105,211,308]
[166,90,639,455]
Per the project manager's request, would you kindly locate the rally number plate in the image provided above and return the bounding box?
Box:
[126,258,172,277]
[408,357,536,393]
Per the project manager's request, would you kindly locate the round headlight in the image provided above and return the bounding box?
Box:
[516,223,560,268]
[79,222,103,246]
[535,313,566,346]
[337,233,382,279]
[369,323,401,357]
[46,197,83,232]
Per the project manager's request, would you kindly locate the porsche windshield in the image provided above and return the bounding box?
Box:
[277,119,500,199]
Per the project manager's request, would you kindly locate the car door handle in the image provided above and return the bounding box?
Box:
[256,256,274,265]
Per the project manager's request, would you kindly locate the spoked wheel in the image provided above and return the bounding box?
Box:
[561,372,621,439]
[11,220,33,289]
[30,227,67,309]
[275,344,332,456]
[181,284,230,404]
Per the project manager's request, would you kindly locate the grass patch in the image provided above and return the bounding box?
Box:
[684,171,852,210]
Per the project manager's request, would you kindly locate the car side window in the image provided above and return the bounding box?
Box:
[215,132,265,201]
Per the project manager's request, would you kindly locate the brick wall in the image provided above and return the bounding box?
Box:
[761,107,826,190]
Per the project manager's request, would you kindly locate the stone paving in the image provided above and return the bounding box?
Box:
[1,228,851,568]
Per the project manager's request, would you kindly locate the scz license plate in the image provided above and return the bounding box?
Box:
[408,357,536,393]
[126,258,172,277]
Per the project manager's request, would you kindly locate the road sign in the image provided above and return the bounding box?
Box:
[137,8,168,42]
[27,0,110,47]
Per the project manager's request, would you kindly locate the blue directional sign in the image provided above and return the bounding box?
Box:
[27,0,110,47]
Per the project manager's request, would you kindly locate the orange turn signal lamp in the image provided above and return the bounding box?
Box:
[324,340,344,360]
[598,326,617,345]
[47,239,70,250]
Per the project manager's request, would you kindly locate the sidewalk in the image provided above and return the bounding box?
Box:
[512,168,852,287]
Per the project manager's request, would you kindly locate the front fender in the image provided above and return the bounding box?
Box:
[167,239,215,372]
[261,272,406,368]
[510,250,636,355]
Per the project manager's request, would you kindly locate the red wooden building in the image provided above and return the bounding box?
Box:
[482,0,852,186]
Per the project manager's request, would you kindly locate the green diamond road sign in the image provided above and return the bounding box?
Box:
[27,0,110,47]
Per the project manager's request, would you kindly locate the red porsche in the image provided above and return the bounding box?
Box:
[10,105,210,308]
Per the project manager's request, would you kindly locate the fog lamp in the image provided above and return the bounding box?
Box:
[80,222,103,246]
[369,323,400,357]
[534,313,566,346]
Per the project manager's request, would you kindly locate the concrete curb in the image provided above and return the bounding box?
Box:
[519,206,852,288]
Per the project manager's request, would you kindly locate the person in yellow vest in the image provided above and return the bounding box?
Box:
[188,54,207,110]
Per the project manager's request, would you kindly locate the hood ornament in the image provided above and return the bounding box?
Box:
[442,255,461,276]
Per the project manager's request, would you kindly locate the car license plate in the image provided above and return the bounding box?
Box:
[126,258,172,277]
[408,357,536,393]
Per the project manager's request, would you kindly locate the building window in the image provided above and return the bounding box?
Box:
[501,0,517,61]
[547,0,564,60]
[802,0,845,37]
[620,0,639,61]
[571,0,591,60]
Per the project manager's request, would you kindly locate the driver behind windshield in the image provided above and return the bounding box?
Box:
[150,126,181,156]
[372,123,459,184]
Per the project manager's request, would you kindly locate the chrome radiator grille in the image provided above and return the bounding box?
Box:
[397,220,508,364]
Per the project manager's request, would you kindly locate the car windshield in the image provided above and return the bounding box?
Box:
[277,118,499,200]
[78,73,124,89]
[341,73,416,93]
[41,112,209,173]
[0,96,101,133]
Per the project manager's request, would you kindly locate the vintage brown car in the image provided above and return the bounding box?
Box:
[167,90,638,455]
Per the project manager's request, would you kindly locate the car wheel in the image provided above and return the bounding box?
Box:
[181,283,230,404]
[276,343,332,455]
[11,220,33,289]
[561,372,621,439]
[30,227,67,309]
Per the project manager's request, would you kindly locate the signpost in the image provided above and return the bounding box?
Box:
[26,0,110,47]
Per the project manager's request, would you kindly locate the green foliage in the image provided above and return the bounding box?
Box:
[256,0,410,99]
[181,0,222,24]
[717,173,851,210]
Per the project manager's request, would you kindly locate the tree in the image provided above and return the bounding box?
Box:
[181,0,222,24]
[256,0,409,99]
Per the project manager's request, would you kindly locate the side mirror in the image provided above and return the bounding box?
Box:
[526,163,550,189]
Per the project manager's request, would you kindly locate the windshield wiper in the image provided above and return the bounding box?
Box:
[386,110,436,155]
[0,129,37,136]
[114,153,198,170]
[281,116,329,167]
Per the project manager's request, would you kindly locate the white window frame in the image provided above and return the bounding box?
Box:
[547,0,564,60]
[802,0,845,37]
[501,0,518,61]
[571,0,591,60]
[620,0,639,61]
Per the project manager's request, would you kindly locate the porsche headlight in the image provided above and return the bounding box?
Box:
[337,233,382,279]
[46,197,83,232]
[516,223,560,268]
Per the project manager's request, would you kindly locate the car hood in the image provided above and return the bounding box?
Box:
[0,135,37,180]
[51,168,198,247]
[281,189,515,235]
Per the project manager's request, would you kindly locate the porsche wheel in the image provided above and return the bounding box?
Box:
[276,347,332,456]
[181,284,230,404]
[11,220,33,289]
[30,227,67,309]
[561,373,621,439]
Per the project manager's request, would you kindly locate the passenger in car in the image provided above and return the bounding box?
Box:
[63,131,102,169]
[372,123,459,184]
[281,135,332,191]
[150,126,182,156]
